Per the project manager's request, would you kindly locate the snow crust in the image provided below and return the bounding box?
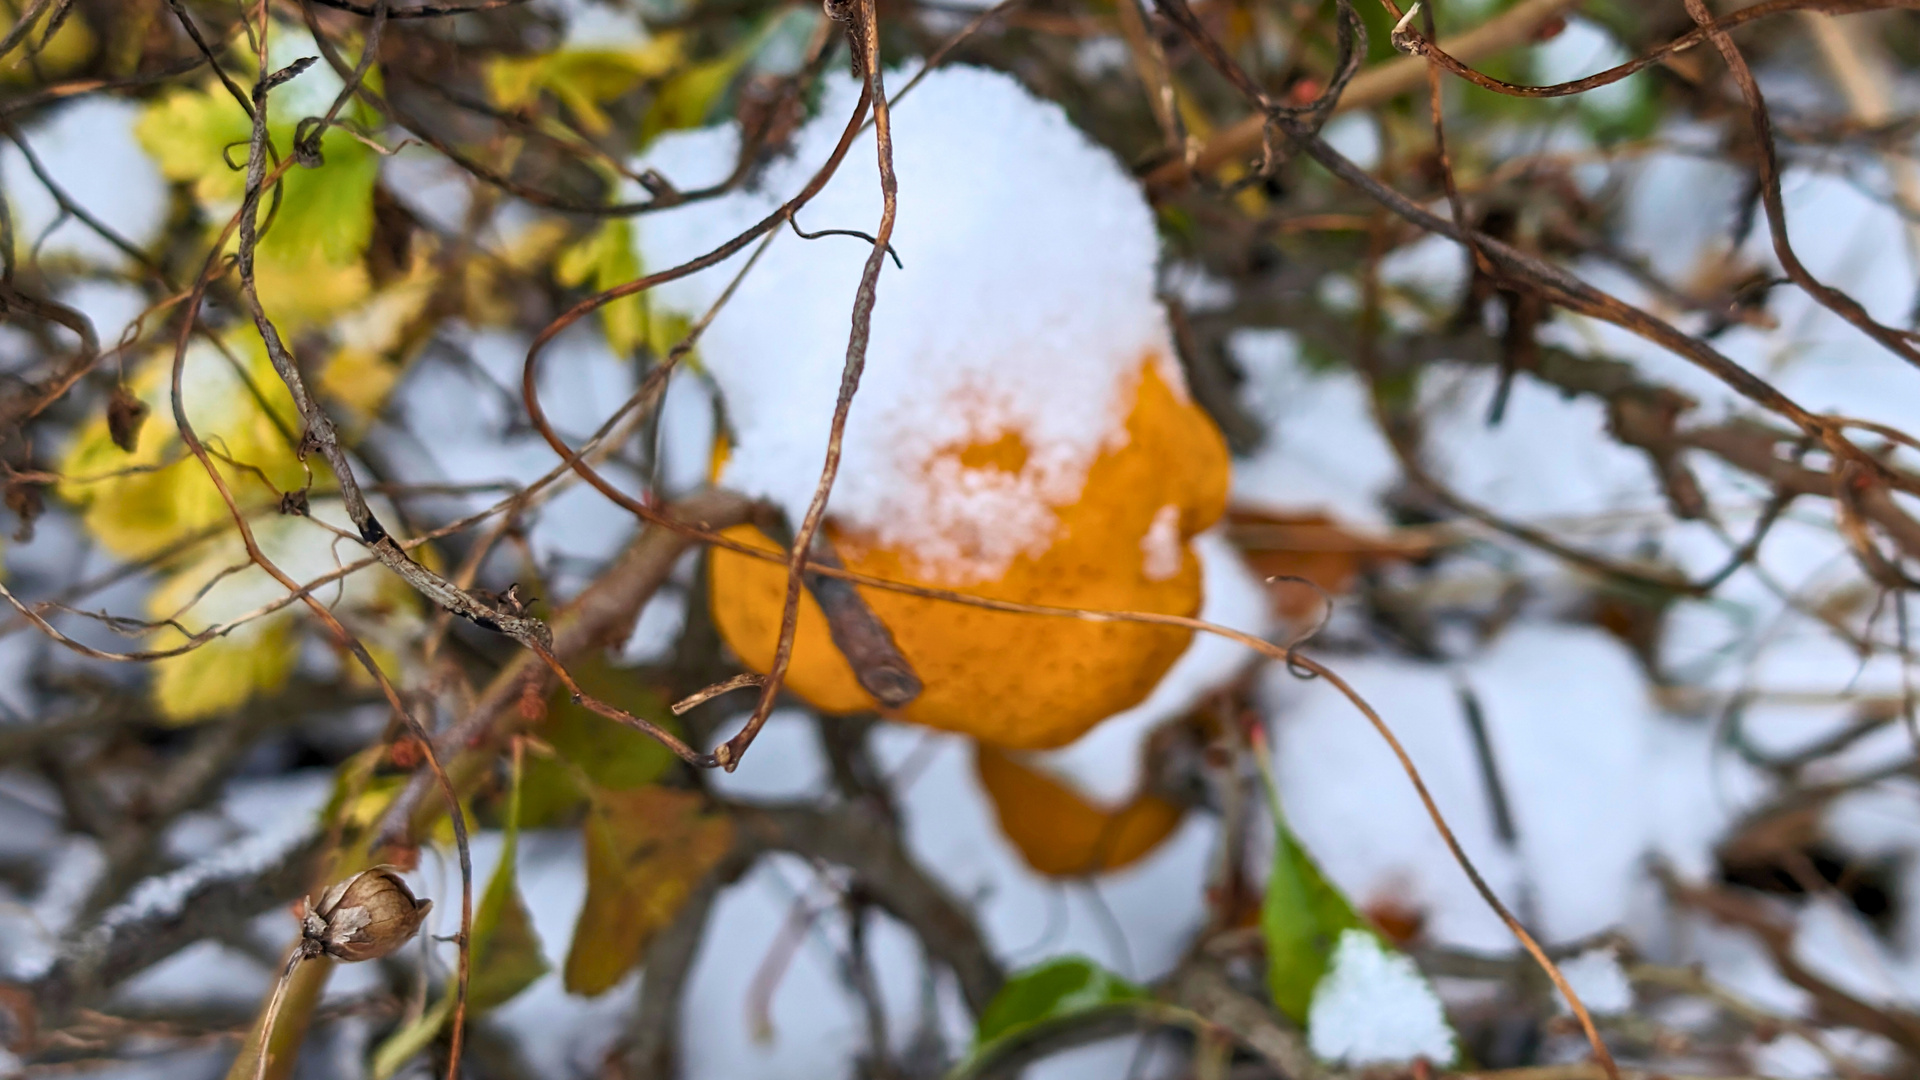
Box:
[634,66,1182,583]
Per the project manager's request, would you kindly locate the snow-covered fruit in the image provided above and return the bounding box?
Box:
[636,66,1230,749]
[300,867,432,963]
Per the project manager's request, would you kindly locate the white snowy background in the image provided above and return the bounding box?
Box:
[2,1,1919,1078]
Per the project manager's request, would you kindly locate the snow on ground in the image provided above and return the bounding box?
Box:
[882,726,1217,983]
[389,325,642,596]
[1554,947,1633,1016]
[1265,623,1768,953]
[1228,328,1399,527]
[0,98,166,271]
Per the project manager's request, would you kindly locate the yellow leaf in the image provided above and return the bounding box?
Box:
[486,36,683,136]
[150,621,297,724]
[0,6,96,82]
[463,219,570,326]
[59,337,306,560]
[133,31,383,326]
[563,786,732,995]
[319,347,401,429]
[556,220,647,356]
[974,745,1185,876]
[137,502,424,719]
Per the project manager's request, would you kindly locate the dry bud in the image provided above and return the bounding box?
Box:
[107,384,149,453]
[300,866,432,963]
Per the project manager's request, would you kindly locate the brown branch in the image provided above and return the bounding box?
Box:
[1389,0,1920,100]
[1663,870,1920,1054]
[653,0,897,772]
[732,802,1005,1016]
[1680,0,1920,372]
[374,487,755,844]
[13,831,325,1033]
[301,0,532,17]
[1146,0,1577,194]
[1160,961,1323,1080]
[619,866,737,1079]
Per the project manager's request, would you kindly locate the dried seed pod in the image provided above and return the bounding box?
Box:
[300,866,432,963]
[107,384,149,453]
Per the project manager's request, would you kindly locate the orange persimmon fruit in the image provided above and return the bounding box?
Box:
[708,357,1231,750]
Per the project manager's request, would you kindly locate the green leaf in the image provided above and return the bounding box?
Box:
[505,658,682,828]
[543,653,679,791]
[966,957,1149,1067]
[1262,806,1368,1023]
[370,994,453,1080]
[468,751,549,1010]
[368,755,548,1079]
[563,785,733,995]
[639,12,790,146]
[133,34,384,327]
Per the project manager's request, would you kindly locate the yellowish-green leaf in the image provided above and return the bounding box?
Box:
[640,12,789,146]
[319,746,389,838]
[133,34,382,326]
[1255,752,1369,1024]
[370,994,453,1080]
[486,35,683,136]
[563,785,732,995]
[60,337,306,559]
[469,752,548,1010]
[640,53,742,145]
[149,621,297,724]
[127,487,423,720]
[545,653,679,791]
[1261,803,1368,1023]
[512,655,681,826]
[0,5,95,80]
[555,220,646,357]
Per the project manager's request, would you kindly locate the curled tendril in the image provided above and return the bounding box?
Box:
[292,116,328,167]
[1265,573,1334,680]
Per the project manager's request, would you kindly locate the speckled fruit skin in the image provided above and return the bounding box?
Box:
[709,358,1230,750]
